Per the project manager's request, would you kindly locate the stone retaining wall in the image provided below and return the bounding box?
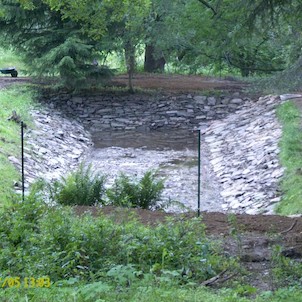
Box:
[24,90,292,214]
[203,95,284,214]
[41,91,251,132]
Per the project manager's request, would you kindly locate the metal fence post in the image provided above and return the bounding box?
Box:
[197,129,201,217]
[21,121,25,202]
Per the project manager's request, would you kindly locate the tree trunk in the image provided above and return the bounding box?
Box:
[124,41,136,93]
[144,44,166,73]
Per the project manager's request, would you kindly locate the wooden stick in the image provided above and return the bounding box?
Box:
[201,269,227,286]
[281,219,297,235]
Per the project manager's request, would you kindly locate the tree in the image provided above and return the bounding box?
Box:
[1,0,301,88]
[0,0,114,89]
[41,0,151,92]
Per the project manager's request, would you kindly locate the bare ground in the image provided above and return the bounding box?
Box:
[111,73,249,93]
[2,73,301,291]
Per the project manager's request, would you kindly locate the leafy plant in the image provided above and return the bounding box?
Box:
[106,171,164,209]
[52,164,106,206]
[271,245,302,287]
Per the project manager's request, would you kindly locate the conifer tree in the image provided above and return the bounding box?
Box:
[0,0,112,89]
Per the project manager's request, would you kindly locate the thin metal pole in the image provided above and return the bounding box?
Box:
[21,121,25,202]
[197,129,201,217]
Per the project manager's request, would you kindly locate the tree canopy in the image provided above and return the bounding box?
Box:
[0,0,301,90]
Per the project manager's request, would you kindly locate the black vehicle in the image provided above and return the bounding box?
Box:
[0,67,18,77]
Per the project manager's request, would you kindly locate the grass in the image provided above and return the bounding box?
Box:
[0,86,34,205]
[276,101,302,215]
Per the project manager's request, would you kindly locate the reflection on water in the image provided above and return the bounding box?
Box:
[92,129,199,151]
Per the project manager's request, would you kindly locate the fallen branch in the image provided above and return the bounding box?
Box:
[281,219,297,235]
[201,269,228,286]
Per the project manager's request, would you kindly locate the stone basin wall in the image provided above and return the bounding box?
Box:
[40,91,251,132]
[20,90,291,214]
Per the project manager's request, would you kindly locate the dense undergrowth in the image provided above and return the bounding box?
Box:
[0,198,231,301]
[1,199,302,301]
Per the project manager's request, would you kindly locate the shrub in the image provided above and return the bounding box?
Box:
[52,164,106,206]
[0,198,231,284]
[107,171,164,209]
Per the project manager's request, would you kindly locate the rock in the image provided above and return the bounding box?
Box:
[194,95,207,104]
[207,97,217,106]
[30,91,285,214]
[8,156,21,166]
[230,98,243,104]
[280,94,302,101]
[203,94,284,214]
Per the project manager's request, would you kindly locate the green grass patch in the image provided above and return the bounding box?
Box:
[0,86,34,205]
[276,101,302,214]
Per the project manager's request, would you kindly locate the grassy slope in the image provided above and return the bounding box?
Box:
[276,101,302,214]
[0,86,34,205]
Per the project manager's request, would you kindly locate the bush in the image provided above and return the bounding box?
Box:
[52,164,106,206]
[107,171,164,209]
[0,198,231,284]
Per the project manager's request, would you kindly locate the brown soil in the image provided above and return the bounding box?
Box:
[0,73,248,93]
[0,76,31,89]
[74,206,302,242]
[111,73,248,93]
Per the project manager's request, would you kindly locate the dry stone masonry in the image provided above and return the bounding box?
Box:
[41,91,250,131]
[202,95,284,214]
[15,109,92,188]
[12,90,298,214]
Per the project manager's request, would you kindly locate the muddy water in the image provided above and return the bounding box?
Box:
[88,128,224,212]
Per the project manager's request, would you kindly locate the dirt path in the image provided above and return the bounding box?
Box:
[112,73,248,93]
[0,76,31,89]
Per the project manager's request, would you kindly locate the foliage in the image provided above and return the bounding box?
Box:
[2,283,302,302]
[43,164,107,206]
[0,0,299,87]
[276,101,302,214]
[31,169,164,209]
[255,57,302,93]
[0,1,114,90]
[106,171,164,209]
[0,200,302,302]
[0,198,233,284]
[271,245,302,287]
[0,47,26,73]
[0,86,34,205]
